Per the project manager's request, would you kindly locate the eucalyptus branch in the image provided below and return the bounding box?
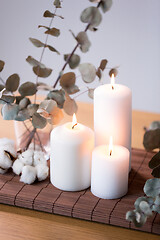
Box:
[25,128,36,151]
[53,2,101,89]
[34,7,57,103]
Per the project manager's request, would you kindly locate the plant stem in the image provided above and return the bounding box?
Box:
[25,128,36,151]
[34,7,57,103]
[53,2,100,88]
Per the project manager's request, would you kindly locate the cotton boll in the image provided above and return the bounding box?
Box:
[19,149,33,166]
[20,165,37,184]
[36,164,49,181]
[33,151,47,166]
[1,145,17,159]
[0,167,7,174]
[12,159,24,175]
[0,150,13,170]
[0,138,14,147]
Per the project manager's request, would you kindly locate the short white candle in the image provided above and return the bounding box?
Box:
[94,74,132,170]
[91,137,129,199]
[50,114,94,191]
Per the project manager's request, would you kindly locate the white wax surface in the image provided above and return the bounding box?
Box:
[50,122,94,191]
[94,84,132,169]
[91,145,129,199]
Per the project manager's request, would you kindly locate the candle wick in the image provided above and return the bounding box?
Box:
[110,150,112,156]
[112,85,114,90]
[72,123,77,129]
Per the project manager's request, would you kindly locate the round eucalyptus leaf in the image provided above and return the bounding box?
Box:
[33,66,52,78]
[99,59,108,70]
[47,89,65,109]
[32,113,47,129]
[80,7,102,27]
[100,0,113,13]
[88,88,94,99]
[139,201,152,217]
[19,98,31,110]
[79,63,96,83]
[0,60,5,72]
[37,82,54,91]
[2,103,19,120]
[6,74,20,92]
[63,94,78,116]
[134,197,154,212]
[152,196,160,213]
[76,32,91,53]
[45,27,60,37]
[64,54,80,69]
[27,104,39,117]
[26,56,45,68]
[19,82,37,96]
[143,129,160,151]
[60,72,76,88]
[149,121,160,130]
[54,0,61,8]
[38,99,57,114]
[96,68,102,79]
[144,178,160,197]
[65,85,80,95]
[47,107,64,125]
[47,45,60,55]
[43,10,55,18]
[15,109,30,121]
[109,68,118,77]
[149,151,160,170]
[29,38,45,48]
[126,210,147,228]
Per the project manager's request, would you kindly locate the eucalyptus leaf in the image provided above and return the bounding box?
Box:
[126,210,147,228]
[43,10,55,18]
[79,63,96,83]
[47,45,60,55]
[0,95,15,104]
[32,113,47,129]
[149,121,160,130]
[19,82,37,96]
[60,72,76,88]
[45,28,60,37]
[149,151,160,170]
[80,7,102,27]
[99,59,108,70]
[64,54,80,69]
[38,25,50,30]
[152,196,160,213]
[63,94,78,116]
[100,0,113,13]
[109,68,118,77]
[29,38,45,48]
[0,60,5,72]
[19,98,31,110]
[27,104,39,117]
[26,56,45,68]
[134,197,154,212]
[54,0,61,8]
[96,68,102,79]
[37,82,54,91]
[139,201,152,217]
[1,104,19,120]
[66,85,80,95]
[88,88,94,99]
[15,109,30,121]
[38,99,57,114]
[33,66,52,78]
[151,165,160,178]
[47,107,64,125]
[76,32,91,53]
[144,178,160,197]
[6,74,20,92]
[143,129,160,151]
[15,96,24,104]
[47,89,65,109]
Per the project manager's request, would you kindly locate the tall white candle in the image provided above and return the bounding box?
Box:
[91,137,129,199]
[50,114,94,191]
[94,75,132,169]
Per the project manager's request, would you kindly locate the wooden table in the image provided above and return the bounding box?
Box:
[0,102,159,240]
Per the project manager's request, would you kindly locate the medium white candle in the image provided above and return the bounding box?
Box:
[50,114,94,191]
[91,137,129,199]
[94,74,132,169]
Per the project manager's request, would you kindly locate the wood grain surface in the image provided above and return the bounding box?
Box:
[0,102,160,240]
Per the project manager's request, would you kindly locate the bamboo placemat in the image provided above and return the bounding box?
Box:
[0,148,159,235]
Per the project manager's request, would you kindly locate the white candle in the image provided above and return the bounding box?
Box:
[91,137,129,199]
[50,114,94,191]
[94,74,132,169]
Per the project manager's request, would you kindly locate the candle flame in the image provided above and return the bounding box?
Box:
[72,113,77,129]
[109,136,113,156]
[111,73,115,90]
